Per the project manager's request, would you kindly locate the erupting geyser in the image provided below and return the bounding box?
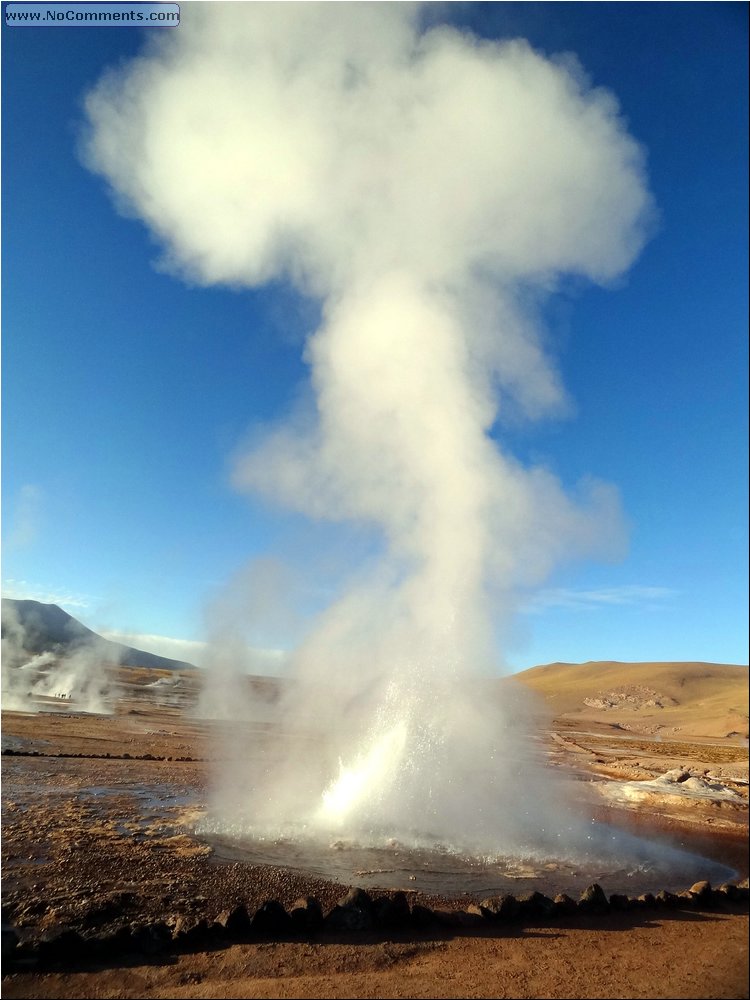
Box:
[84,6,653,858]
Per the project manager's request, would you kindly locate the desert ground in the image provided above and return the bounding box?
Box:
[1,661,748,999]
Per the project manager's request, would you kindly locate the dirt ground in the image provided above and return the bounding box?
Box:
[1,683,748,999]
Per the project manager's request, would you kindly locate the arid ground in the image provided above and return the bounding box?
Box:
[1,662,748,999]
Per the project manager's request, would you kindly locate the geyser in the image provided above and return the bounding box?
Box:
[84,5,653,856]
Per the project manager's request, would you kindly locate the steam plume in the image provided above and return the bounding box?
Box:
[84,6,652,852]
[1,602,115,714]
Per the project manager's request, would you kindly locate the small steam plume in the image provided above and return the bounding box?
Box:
[84,7,652,854]
[1,602,116,714]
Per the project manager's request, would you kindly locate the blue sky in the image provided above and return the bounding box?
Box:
[2,2,748,671]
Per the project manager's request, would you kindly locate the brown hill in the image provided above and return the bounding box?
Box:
[512,660,749,740]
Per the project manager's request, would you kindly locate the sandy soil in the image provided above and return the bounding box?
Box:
[1,674,748,999]
[3,913,749,1000]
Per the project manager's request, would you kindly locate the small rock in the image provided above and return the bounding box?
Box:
[37,928,88,963]
[479,894,520,920]
[289,897,323,933]
[131,921,172,955]
[733,878,750,903]
[517,891,555,918]
[1,927,19,962]
[689,881,712,906]
[578,883,610,914]
[171,916,213,948]
[447,907,485,929]
[715,882,741,901]
[608,894,630,912]
[655,889,679,909]
[94,925,134,957]
[675,890,695,907]
[373,892,410,929]
[324,888,375,932]
[251,900,291,937]
[410,904,436,927]
[216,904,252,939]
[553,893,579,916]
[338,887,375,913]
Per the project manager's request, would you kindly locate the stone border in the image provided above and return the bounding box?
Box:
[3,879,748,970]
[2,748,202,762]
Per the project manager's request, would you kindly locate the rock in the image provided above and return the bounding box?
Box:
[517,891,555,918]
[338,887,374,911]
[578,883,610,914]
[37,928,88,963]
[93,925,134,957]
[634,893,656,909]
[479,894,520,920]
[715,882,741,902]
[608,894,630,912]
[216,904,252,939]
[410,904,437,927]
[130,921,172,955]
[429,908,463,928]
[251,900,291,937]
[737,878,750,902]
[289,897,323,933]
[1,926,19,962]
[445,907,485,929]
[171,916,213,948]
[373,892,410,929]
[553,893,579,916]
[655,889,680,908]
[689,881,712,906]
[478,896,502,919]
[324,888,375,932]
[676,890,696,907]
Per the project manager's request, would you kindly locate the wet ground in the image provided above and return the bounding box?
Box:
[2,696,747,944]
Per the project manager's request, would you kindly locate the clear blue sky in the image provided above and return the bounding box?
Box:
[2,2,748,670]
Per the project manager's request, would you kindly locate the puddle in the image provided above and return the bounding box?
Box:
[201,818,737,899]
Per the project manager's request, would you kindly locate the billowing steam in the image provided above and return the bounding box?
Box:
[84,6,652,854]
[1,602,115,714]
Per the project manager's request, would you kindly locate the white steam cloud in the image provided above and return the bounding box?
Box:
[84,6,652,855]
[1,602,115,714]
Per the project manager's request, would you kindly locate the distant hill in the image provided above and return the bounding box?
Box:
[1,598,196,672]
[512,659,749,739]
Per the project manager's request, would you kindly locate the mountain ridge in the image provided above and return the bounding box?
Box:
[1,598,197,672]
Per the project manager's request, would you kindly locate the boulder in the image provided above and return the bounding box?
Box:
[655,889,680,909]
[443,907,485,929]
[251,900,291,937]
[130,921,172,955]
[479,894,520,920]
[608,894,630,912]
[37,928,89,963]
[373,892,410,929]
[324,888,375,933]
[1,926,19,963]
[517,891,555,918]
[715,882,741,902]
[93,924,134,957]
[676,890,696,907]
[553,893,579,916]
[689,881,713,907]
[410,904,437,927]
[578,883,610,914]
[289,897,323,933]
[216,904,252,939]
[170,915,213,948]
